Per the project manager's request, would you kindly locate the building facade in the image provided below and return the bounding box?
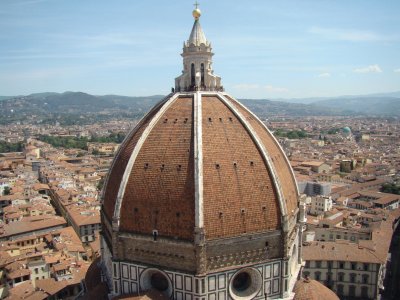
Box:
[309,196,333,216]
[303,254,383,299]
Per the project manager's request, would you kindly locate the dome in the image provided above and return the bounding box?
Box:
[102,93,298,242]
[96,6,302,300]
[293,277,339,300]
[342,126,351,134]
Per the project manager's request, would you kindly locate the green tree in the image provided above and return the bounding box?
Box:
[97,178,105,191]
[381,183,400,195]
[3,186,11,195]
[287,131,299,139]
[327,128,339,134]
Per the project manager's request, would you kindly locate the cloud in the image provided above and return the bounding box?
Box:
[394,68,400,73]
[317,72,331,78]
[0,67,78,81]
[264,85,288,93]
[14,0,49,5]
[232,84,288,93]
[232,83,260,90]
[353,64,382,73]
[308,27,397,42]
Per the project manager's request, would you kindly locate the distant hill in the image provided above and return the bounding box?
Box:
[251,91,400,116]
[312,97,400,116]
[1,91,399,123]
[0,96,18,101]
[272,90,400,106]
[0,92,163,115]
[239,99,346,118]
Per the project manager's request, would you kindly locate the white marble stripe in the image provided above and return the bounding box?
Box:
[101,93,173,206]
[194,91,204,228]
[217,92,288,217]
[112,93,181,228]
[223,92,300,198]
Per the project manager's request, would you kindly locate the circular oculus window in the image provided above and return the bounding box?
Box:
[229,268,262,300]
[140,268,173,297]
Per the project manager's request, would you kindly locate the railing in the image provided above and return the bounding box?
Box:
[174,86,225,92]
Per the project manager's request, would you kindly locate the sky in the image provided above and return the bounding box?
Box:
[1,0,400,98]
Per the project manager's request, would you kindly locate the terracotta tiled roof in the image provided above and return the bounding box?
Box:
[226,95,298,216]
[102,97,167,221]
[293,277,339,300]
[7,281,47,300]
[32,183,50,191]
[103,93,298,241]
[0,216,66,239]
[304,214,394,264]
[35,278,67,296]
[113,290,169,300]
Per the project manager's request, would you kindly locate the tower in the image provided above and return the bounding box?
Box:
[98,6,302,300]
[175,6,222,92]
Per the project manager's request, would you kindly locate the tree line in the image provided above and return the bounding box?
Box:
[38,133,126,150]
[273,129,308,139]
[381,183,400,195]
[0,141,24,153]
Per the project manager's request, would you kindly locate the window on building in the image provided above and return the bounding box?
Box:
[361,286,369,298]
[200,63,205,87]
[316,261,322,268]
[327,261,333,269]
[305,261,310,268]
[113,264,117,277]
[349,285,356,297]
[191,63,195,87]
[315,272,321,281]
[350,273,356,283]
[338,272,344,282]
[329,234,333,240]
[339,261,345,269]
[34,268,38,274]
[363,263,369,271]
[336,235,341,239]
[351,262,357,270]
[337,284,344,295]
[362,274,369,284]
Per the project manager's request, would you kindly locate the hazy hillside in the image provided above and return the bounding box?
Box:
[240,99,346,118]
[313,97,400,116]
[273,91,400,106]
[0,96,17,101]
[1,91,399,124]
[0,92,163,115]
